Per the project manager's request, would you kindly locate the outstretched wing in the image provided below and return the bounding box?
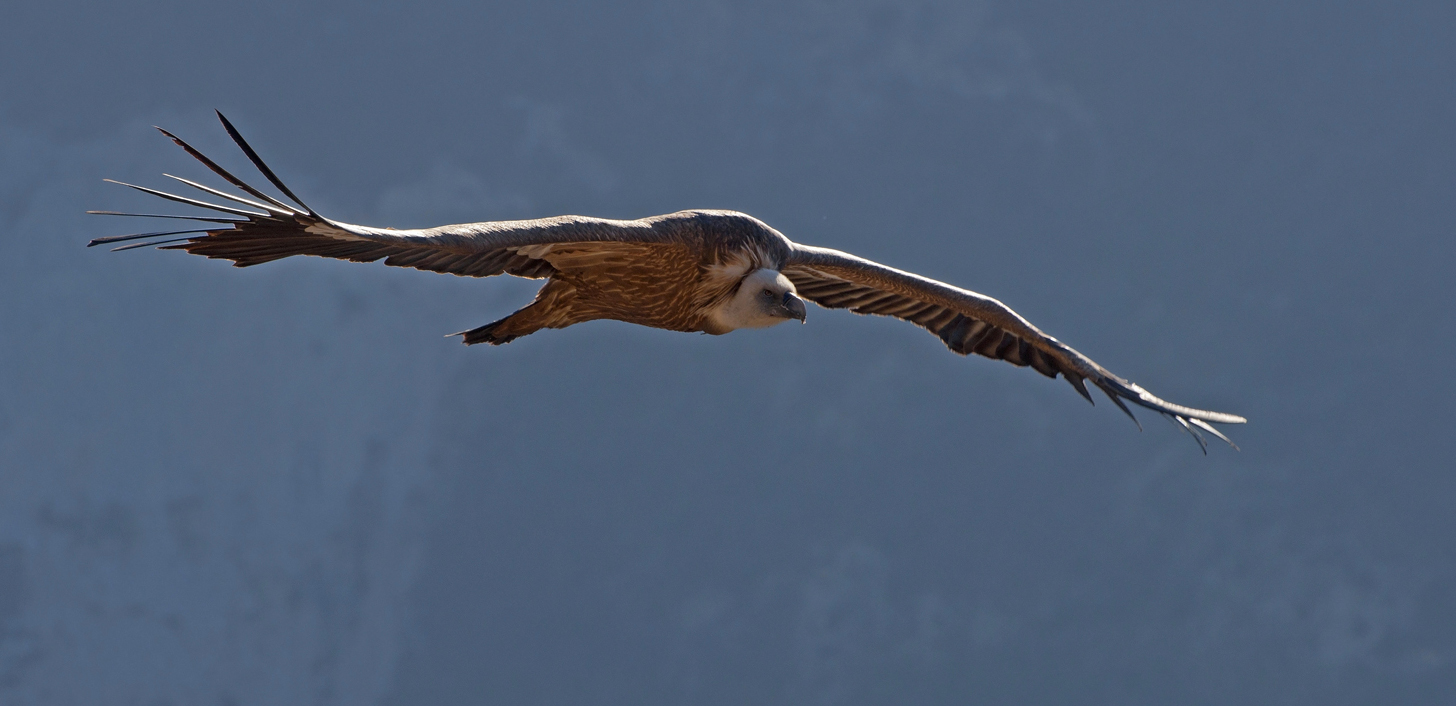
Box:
[784,244,1246,452]
[89,111,675,280]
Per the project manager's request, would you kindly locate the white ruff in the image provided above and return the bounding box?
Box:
[704,269,797,333]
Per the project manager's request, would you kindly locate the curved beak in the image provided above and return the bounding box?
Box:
[781,291,807,323]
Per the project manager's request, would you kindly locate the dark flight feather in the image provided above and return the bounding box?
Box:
[161,174,291,216]
[88,210,244,224]
[102,179,268,218]
[88,229,211,247]
[110,235,208,252]
[154,126,301,215]
[215,111,316,215]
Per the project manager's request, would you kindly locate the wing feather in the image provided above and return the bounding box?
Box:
[92,112,688,281]
[785,244,1245,451]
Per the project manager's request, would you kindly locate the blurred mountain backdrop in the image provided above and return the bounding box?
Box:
[0,1,1452,703]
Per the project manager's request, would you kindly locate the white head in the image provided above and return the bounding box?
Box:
[705,268,808,333]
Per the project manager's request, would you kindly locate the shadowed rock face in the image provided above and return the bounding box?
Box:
[2,1,1454,704]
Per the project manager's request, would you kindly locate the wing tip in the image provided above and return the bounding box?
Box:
[213,110,317,216]
[1189,417,1240,451]
[1098,383,1143,431]
[1064,372,1095,406]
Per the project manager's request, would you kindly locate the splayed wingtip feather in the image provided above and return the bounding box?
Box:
[160,173,289,216]
[1100,384,1143,430]
[154,125,302,215]
[87,210,243,224]
[1064,372,1095,406]
[1171,415,1210,454]
[215,110,316,215]
[88,229,212,247]
[1189,417,1239,450]
[110,235,205,251]
[102,179,269,218]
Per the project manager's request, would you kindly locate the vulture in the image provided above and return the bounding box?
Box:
[90,112,1246,451]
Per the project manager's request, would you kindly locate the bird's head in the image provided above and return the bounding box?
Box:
[708,268,807,332]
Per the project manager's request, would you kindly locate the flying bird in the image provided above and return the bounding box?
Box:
[90,112,1246,451]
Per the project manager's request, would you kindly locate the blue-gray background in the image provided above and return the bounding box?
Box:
[1,1,1451,703]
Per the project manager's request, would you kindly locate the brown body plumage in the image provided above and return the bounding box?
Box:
[90,112,1247,451]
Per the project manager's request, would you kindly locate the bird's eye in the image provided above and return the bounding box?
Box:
[761,288,775,298]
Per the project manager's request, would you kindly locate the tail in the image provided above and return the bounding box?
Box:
[453,317,523,346]
[449,279,586,345]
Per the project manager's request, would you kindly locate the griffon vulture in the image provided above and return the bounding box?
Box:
[89,112,1246,451]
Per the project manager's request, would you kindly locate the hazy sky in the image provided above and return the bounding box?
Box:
[1,1,1453,704]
